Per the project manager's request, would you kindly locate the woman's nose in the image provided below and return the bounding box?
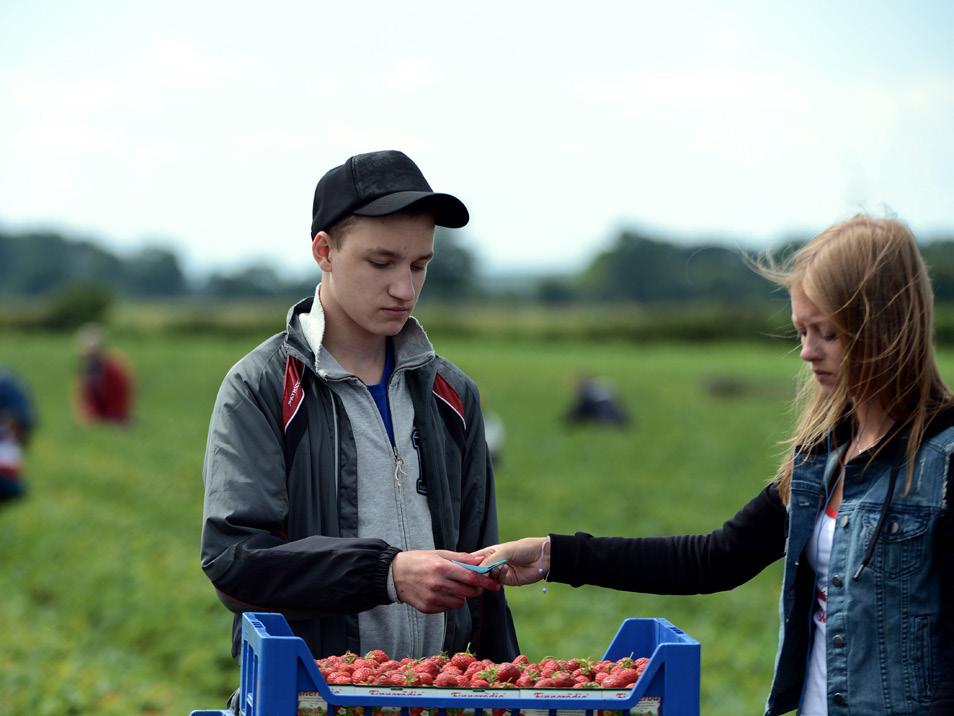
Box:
[800,336,819,362]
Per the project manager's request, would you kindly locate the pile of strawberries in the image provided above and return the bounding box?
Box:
[315,649,650,690]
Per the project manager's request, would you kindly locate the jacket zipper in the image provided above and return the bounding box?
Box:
[385,369,421,654]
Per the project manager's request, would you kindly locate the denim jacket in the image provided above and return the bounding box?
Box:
[766,419,952,715]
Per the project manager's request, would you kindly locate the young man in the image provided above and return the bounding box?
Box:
[201,150,519,666]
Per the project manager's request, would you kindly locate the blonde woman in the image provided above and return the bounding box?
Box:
[481,215,954,715]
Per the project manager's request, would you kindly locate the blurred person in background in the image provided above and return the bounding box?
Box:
[480,215,954,715]
[484,408,505,469]
[200,150,518,708]
[564,374,630,428]
[73,322,135,424]
[0,370,36,503]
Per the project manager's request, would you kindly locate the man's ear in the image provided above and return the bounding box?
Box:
[312,231,333,271]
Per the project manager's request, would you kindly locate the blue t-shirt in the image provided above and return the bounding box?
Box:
[367,338,396,446]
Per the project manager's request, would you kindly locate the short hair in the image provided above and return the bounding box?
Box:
[325,209,435,246]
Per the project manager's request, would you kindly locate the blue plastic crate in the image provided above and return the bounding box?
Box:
[191,611,699,716]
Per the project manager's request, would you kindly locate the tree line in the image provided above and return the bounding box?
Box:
[4,225,954,304]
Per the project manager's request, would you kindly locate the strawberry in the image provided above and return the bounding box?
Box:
[614,667,638,685]
[515,675,535,688]
[415,672,434,686]
[450,650,476,670]
[612,657,634,670]
[475,667,498,684]
[513,654,530,666]
[415,661,440,677]
[550,671,574,688]
[495,663,519,683]
[470,678,490,688]
[350,667,374,684]
[463,662,484,679]
[601,676,625,689]
[535,678,556,688]
[434,672,462,688]
[364,649,389,664]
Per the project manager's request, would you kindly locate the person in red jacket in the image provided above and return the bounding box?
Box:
[74,323,135,424]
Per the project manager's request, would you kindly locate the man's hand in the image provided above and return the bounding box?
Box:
[391,550,501,614]
[473,537,549,587]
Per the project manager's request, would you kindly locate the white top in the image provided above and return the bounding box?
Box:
[0,425,22,478]
[801,498,838,715]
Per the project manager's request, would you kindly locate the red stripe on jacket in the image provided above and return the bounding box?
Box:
[283,356,305,432]
[433,373,466,429]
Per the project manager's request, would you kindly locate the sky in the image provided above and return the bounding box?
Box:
[2,1,953,280]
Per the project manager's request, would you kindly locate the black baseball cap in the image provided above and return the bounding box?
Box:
[310,150,469,238]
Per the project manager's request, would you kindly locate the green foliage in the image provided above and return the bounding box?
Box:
[420,229,480,302]
[123,247,187,297]
[38,284,115,331]
[3,332,954,714]
[578,230,776,304]
[0,232,124,296]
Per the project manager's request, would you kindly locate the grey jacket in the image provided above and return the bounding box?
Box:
[200,296,519,661]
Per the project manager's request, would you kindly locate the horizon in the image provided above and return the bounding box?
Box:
[2,2,953,278]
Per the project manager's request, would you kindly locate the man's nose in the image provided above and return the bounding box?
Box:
[389,269,416,301]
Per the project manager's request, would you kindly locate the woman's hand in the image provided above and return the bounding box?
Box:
[474,537,550,587]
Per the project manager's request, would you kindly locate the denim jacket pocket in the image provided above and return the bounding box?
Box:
[912,615,937,702]
[859,507,930,578]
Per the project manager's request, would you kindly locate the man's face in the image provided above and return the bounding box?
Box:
[314,213,436,341]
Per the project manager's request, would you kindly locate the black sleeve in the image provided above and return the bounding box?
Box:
[202,364,399,616]
[929,462,954,715]
[548,483,788,594]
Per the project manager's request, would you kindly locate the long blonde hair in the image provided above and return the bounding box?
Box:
[761,214,952,503]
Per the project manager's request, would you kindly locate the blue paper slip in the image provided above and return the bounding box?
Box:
[452,558,508,574]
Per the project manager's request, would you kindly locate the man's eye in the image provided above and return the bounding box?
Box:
[369,260,388,268]
[411,264,427,272]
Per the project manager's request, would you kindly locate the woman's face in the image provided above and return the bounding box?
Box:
[791,282,845,395]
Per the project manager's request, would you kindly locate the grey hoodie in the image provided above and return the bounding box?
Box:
[299,289,443,657]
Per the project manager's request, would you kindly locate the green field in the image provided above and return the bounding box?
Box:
[3,331,941,715]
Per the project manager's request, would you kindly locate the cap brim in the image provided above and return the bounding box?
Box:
[353,191,469,228]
